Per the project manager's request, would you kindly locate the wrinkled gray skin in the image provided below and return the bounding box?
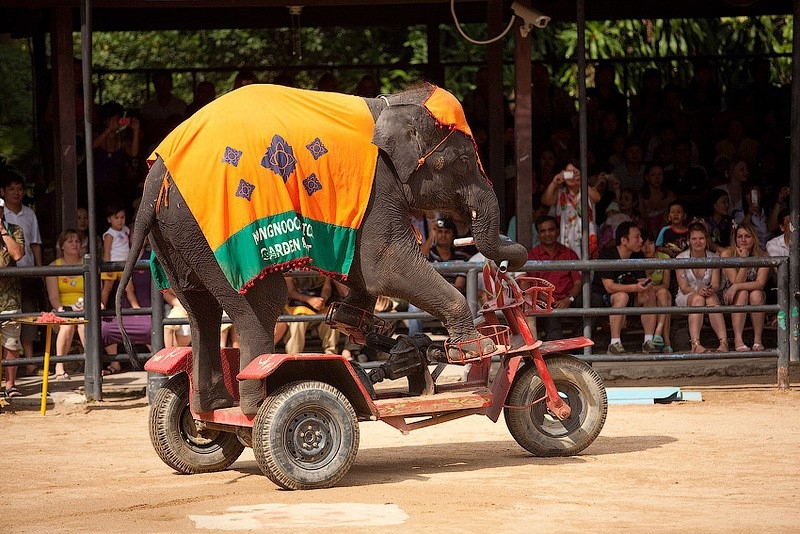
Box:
[117,84,527,415]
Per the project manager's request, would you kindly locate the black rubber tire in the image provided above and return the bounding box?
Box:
[504,354,607,457]
[148,373,245,474]
[252,380,359,490]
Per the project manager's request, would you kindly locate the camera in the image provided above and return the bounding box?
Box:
[563,170,575,180]
[511,2,551,37]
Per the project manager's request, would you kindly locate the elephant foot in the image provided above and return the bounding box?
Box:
[191,387,236,414]
[446,335,496,364]
[370,335,433,395]
[239,379,265,416]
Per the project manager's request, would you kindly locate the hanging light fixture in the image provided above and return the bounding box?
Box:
[288,6,303,59]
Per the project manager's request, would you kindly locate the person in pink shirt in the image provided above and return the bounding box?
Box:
[526,215,582,341]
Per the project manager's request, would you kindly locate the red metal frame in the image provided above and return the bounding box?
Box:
[147,260,593,433]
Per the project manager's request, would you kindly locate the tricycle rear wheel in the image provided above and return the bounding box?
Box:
[252,380,359,490]
[149,373,245,473]
[504,354,607,456]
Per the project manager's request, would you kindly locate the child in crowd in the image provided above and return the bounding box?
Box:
[100,203,139,309]
[656,200,690,258]
[641,229,673,353]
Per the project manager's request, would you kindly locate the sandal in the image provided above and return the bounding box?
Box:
[735,345,751,352]
[101,366,118,376]
[53,372,70,380]
[4,387,22,398]
[717,338,730,352]
[652,335,665,349]
[691,339,707,354]
[751,343,765,352]
[662,345,674,354]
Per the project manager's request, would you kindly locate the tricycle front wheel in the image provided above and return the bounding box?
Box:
[252,380,359,490]
[149,373,245,473]
[505,354,607,457]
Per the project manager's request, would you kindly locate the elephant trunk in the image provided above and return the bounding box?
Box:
[469,189,528,272]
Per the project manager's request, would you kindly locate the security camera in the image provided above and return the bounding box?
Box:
[511,2,551,37]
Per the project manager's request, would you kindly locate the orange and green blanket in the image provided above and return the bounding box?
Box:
[150,84,378,293]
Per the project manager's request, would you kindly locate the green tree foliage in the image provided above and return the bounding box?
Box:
[0,36,34,174]
[0,16,794,175]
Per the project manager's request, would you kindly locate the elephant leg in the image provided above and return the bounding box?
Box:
[151,183,279,415]
[150,230,234,412]
[237,274,286,414]
[356,221,479,345]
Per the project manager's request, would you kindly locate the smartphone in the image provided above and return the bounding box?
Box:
[641,278,652,287]
[563,170,575,180]
[750,190,759,205]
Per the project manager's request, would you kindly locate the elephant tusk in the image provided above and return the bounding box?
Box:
[471,209,477,220]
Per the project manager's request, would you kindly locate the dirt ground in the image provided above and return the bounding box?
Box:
[3,373,800,533]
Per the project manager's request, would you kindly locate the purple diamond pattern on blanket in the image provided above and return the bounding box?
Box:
[222,146,243,167]
[235,178,256,201]
[261,134,296,183]
[302,173,323,196]
[306,138,328,160]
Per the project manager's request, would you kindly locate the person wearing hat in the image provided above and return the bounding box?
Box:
[597,200,632,251]
[0,196,26,397]
[407,217,471,335]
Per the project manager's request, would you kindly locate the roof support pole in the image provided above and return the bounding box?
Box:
[789,0,800,369]
[51,7,77,234]
[80,0,102,400]
[513,2,532,250]
[487,0,507,226]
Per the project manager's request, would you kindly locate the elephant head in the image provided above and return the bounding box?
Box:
[371,83,527,271]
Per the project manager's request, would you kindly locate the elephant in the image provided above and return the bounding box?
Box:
[117,82,527,415]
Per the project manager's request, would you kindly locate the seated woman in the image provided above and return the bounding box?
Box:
[101,252,151,375]
[45,229,86,380]
[675,221,729,353]
[719,222,770,352]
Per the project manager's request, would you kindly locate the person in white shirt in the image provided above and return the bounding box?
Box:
[1,174,42,370]
[766,208,790,258]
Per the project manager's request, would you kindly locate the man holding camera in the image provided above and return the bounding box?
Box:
[591,221,658,354]
[540,163,602,259]
[0,198,26,397]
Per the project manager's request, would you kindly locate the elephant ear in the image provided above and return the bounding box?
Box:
[372,105,425,184]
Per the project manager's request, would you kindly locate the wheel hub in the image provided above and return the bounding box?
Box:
[290,414,331,461]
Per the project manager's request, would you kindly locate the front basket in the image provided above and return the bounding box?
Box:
[446,324,511,364]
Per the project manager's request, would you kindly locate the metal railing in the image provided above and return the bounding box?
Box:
[0,254,792,395]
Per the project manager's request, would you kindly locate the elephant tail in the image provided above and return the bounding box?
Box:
[116,159,164,369]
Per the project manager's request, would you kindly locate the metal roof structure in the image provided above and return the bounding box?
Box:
[0,0,793,36]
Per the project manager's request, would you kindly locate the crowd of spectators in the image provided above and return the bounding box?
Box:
[500,58,791,354]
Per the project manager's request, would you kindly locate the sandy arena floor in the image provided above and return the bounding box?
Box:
[3,372,800,533]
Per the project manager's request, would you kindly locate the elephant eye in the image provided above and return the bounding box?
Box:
[459,154,470,166]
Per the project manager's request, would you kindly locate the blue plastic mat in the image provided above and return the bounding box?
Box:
[606,387,703,404]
